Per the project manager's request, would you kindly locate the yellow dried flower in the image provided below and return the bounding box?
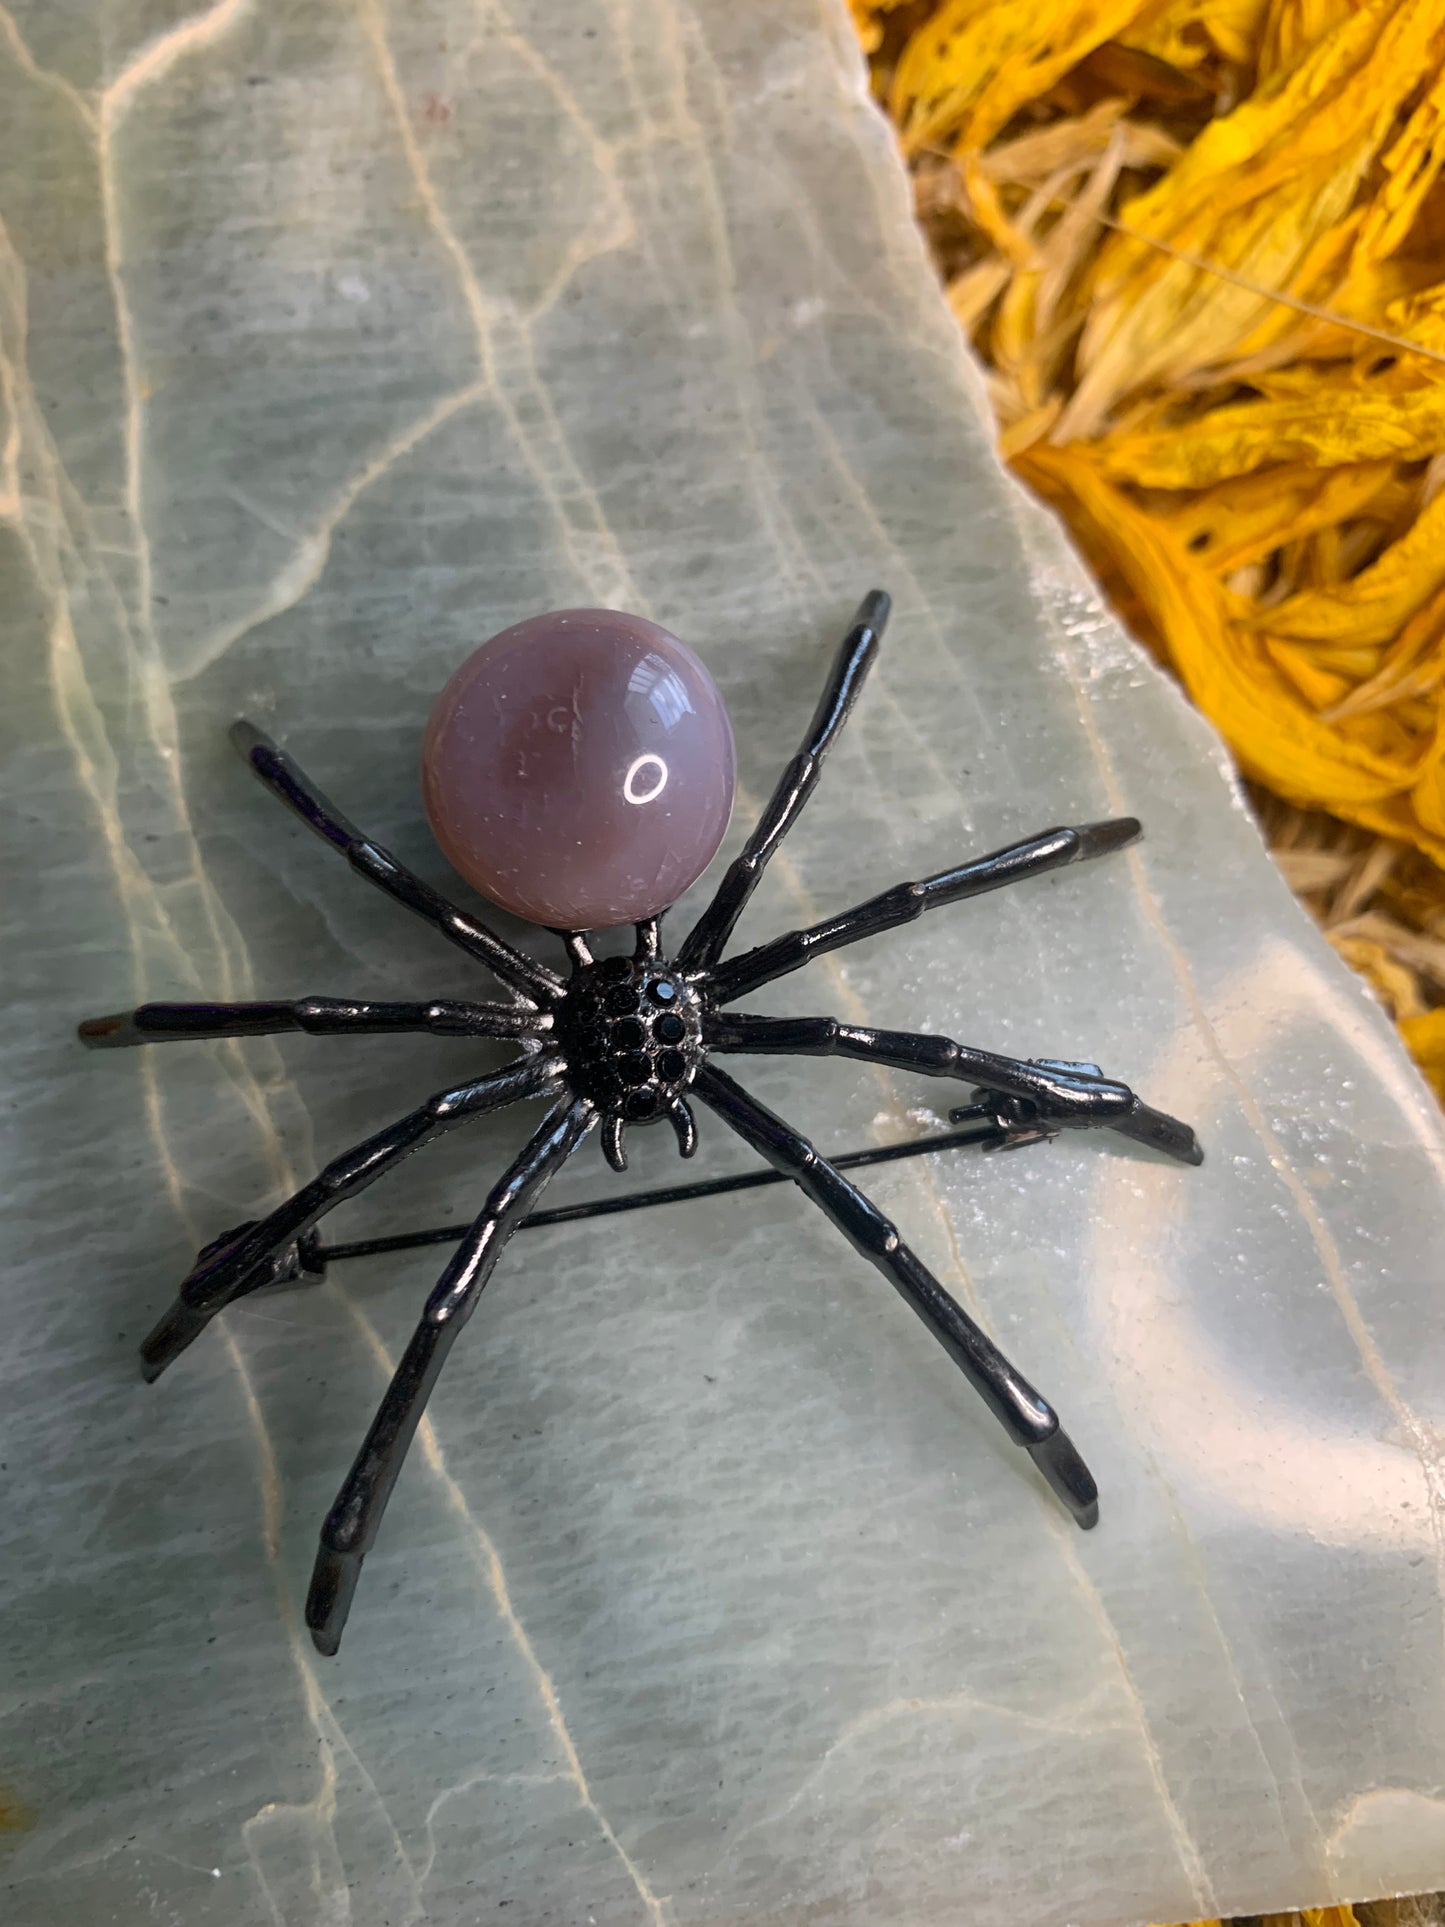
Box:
[857,0,1445,1104]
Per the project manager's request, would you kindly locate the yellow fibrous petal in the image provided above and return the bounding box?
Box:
[1257,0,1360,79]
[1125,0,1271,68]
[1346,62,1445,271]
[1325,583,1445,722]
[981,99,1180,187]
[1161,463,1398,574]
[1263,485,1445,647]
[1088,380,1445,487]
[860,0,1445,1098]
[1060,0,1445,436]
[891,0,1155,156]
[1330,933,1428,1017]
[1016,443,1445,864]
[1402,1006,1445,1101]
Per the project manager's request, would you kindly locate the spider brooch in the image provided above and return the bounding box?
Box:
[81,591,1201,1655]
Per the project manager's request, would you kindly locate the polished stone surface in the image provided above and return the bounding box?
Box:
[423,608,736,930]
[4,3,1445,1924]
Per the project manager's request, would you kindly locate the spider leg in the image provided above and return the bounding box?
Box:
[676,590,890,974]
[79,996,545,1049]
[306,1096,595,1654]
[706,1012,1201,1165]
[557,931,596,971]
[602,1115,629,1172]
[634,918,662,962]
[232,721,564,1004]
[667,1097,698,1158]
[703,818,1139,1005]
[139,1054,566,1380]
[693,1066,1097,1526]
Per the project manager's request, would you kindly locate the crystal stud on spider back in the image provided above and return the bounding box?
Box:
[80,591,1202,1655]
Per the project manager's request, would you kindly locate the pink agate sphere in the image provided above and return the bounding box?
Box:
[422,608,737,931]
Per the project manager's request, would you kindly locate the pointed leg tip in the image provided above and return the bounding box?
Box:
[229,718,270,760]
[602,1113,631,1173]
[669,1098,699,1159]
[307,1544,359,1656]
[1123,1102,1204,1166]
[857,587,891,631]
[138,1295,211,1380]
[1076,816,1142,858]
[139,1329,183,1381]
[1027,1427,1099,1528]
[138,1327,180,1381]
[78,1013,129,1048]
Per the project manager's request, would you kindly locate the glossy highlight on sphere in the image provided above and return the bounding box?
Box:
[422,609,736,930]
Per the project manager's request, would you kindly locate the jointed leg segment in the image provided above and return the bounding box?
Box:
[677,591,891,974]
[231,721,564,1004]
[679,589,1146,1006]
[307,1096,595,1654]
[681,611,1189,1157]
[706,1012,1201,1164]
[694,1066,1098,1527]
[138,1055,566,1381]
[80,996,545,1048]
[702,818,1141,1004]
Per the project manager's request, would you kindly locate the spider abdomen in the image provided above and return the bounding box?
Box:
[421,609,736,930]
[557,955,703,1121]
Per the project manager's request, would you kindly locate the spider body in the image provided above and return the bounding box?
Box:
[555,952,704,1157]
[81,590,1202,1656]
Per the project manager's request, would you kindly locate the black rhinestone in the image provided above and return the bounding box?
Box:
[623,1088,660,1120]
[647,978,679,1005]
[599,956,633,982]
[656,1048,688,1082]
[611,1016,648,1051]
[604,985,638,1016]
[654,1011,686,1044]
[618,1053,653,1087]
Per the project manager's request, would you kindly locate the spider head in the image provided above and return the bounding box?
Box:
[557,955,703,1146]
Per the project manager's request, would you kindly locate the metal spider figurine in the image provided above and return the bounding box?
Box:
[81,591,1201,1655]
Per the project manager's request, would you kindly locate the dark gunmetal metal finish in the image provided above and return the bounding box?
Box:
[79,996,543,1048]
[601,1115,629,1173]
[677,590,890,975]
[306,1098,594,1654]
[705,818,1142,1007]
[558,930,596,971]
[137,1055,568,1383]
[81,587,1200,1652]
[667,1098,699,1159]
[694,1065,1098,1527]
[231,721,565,1004]
[312,1111,1006,1263]
[706,1014,1202,1165]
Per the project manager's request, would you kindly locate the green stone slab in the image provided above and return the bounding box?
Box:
[4,4,1445,1923]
